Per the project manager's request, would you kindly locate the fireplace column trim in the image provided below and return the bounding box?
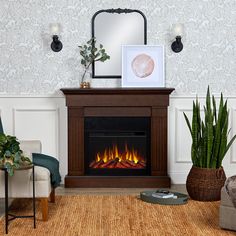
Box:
[68,107,84,176]
[151,107,167,176]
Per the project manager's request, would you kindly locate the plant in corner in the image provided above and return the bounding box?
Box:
[0,134,31,176]
[183,86,236,201]
[78,37,110,88]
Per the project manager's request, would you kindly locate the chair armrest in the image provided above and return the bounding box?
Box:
[19,140,42,160]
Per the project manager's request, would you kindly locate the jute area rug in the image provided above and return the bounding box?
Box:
[0,195,235,236]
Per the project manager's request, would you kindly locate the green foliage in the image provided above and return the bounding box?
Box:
[183,86,236,168]
[78,37,110,82]
[0,134,31,176]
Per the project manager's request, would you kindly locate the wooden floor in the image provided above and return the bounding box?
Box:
[0,185,187,217]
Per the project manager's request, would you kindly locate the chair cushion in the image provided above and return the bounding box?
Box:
[30,166,50,181]
[0,166,51,198]
[19,140,42,160]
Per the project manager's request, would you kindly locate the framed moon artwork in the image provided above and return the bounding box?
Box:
[122,45,164,87]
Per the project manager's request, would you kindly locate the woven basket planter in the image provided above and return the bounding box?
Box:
[186,166,226,201]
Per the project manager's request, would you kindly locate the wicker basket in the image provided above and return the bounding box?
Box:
[186,166,226,201]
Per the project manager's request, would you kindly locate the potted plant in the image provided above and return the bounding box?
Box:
[184,87,236,201]
[78,37,110,88]
[0,133,31,176]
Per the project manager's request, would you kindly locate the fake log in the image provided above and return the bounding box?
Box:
[90,158,145,169]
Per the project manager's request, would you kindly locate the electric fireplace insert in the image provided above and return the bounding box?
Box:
[85,117,150,176]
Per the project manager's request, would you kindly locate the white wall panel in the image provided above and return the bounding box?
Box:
[13,108,59,158]
[175,108,192,163]
[0,96,67,183]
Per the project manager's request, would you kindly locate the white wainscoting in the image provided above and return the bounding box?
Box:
[0,95,235,184]
[13,108,59,157]
[0,96,68,182]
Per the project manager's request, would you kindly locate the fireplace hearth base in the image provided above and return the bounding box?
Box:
[65,176,170,188]
[61,88,174,188]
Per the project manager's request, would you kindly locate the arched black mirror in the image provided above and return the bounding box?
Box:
[92,8,147,78]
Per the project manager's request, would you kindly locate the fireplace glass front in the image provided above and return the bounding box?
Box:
[84,117,150,176]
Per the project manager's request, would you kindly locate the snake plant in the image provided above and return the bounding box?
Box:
[0,134,31,176]
[184,86,236,168]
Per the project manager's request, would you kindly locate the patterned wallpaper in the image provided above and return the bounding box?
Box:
[0,0,235,95]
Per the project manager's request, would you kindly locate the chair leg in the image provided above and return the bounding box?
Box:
[50,188,55,203]
[40,198,48,221]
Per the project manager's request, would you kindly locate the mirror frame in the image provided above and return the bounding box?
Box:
[91,8,147,78]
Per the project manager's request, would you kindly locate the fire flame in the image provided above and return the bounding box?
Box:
[91,144,145,169]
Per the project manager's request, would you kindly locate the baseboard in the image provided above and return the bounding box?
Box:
[169,172,189,184]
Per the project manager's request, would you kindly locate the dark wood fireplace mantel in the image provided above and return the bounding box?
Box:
[61,88,174,188]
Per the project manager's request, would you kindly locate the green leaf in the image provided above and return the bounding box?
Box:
[212,95,217,123]
[14,152,21,162]
[0,134,7,144]
[206,86,211,112]
[222,134,236,161]
[4,150,11,157]
[211,93,224,167]
[191,101,198,165]
[183,112,192,135]
[8,167,14,176]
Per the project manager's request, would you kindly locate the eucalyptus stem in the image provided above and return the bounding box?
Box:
[79,37,110,84]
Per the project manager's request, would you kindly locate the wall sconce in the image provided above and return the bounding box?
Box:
[50,23,63,52]
[171,23,184,53]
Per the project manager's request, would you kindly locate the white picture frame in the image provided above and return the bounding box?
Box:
[122,45,165,87]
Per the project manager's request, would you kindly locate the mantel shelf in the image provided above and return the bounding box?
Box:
[61,87,175,95]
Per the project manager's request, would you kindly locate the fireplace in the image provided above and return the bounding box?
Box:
[61,88,174,188]
[85,117,150,176]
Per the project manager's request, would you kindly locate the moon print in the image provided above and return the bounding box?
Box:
[131,54,155,78]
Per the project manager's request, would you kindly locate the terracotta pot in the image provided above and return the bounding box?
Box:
[186,166,226,201]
